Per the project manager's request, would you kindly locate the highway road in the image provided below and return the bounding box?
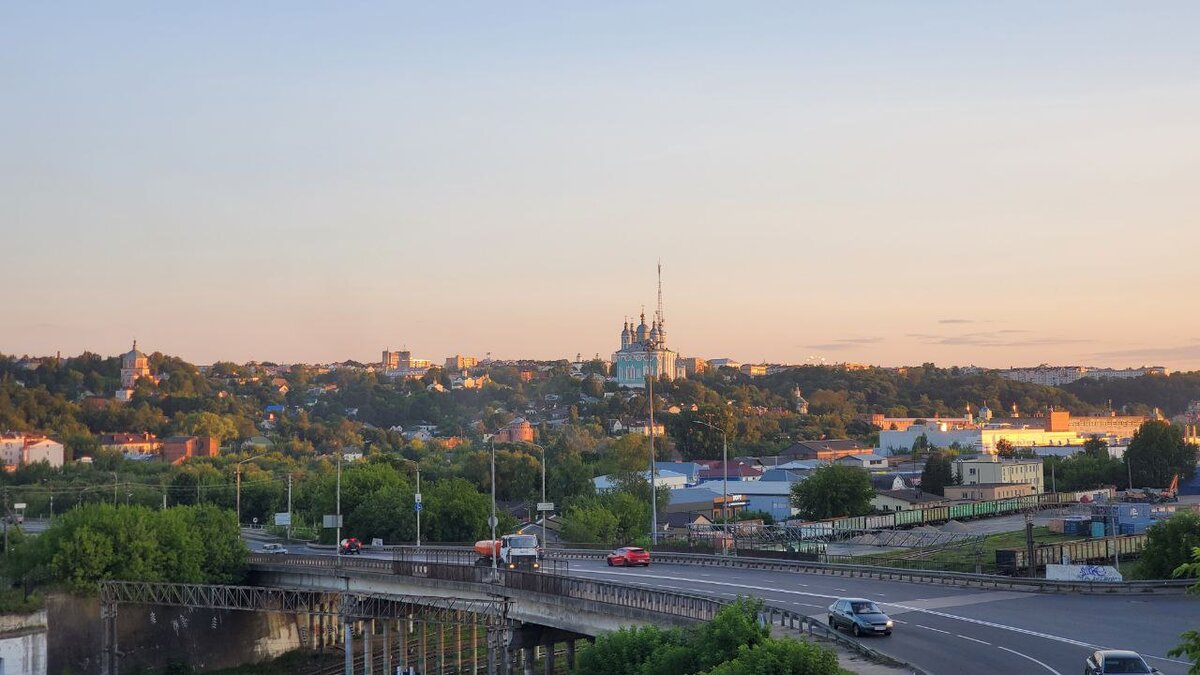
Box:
[568,559,1198,675]
[244,535,1198,675]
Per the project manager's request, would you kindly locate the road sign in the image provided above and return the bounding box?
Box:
[274,512,291,526]
[252,517,259,525]
[322,514,343,528]
[414,492,422,504]
[414,501,423,513]
[537,502,554,512]
[487,515,498,528]
[13,503,26,510]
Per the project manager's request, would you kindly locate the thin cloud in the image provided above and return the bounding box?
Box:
[910,330,1090,348]
[938,319,975,325]
[1089,344,1200,362]
[805,337,883,351]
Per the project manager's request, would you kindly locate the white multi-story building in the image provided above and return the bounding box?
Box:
[0,434,65,470]
[954,455,1045,494]
[999,365,1168,387]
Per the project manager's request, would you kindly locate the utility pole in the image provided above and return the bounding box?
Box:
[286,474,293,541]
[236,465,242,525]
[335,448,343,557]
[540,444,547,549]
[49,494,54,521]
[113,473,118,506]
[415,465,421,548]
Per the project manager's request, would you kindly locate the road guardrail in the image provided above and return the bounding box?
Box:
[374,545,1191,594]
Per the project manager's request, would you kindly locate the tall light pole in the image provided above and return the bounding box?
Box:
[518,441,549,548]
[647,350,659,544]
[401,458,422,547]
[693,419,729,526]
[335,447,343,557]
[490,438,498,577]
[234,453,266,526]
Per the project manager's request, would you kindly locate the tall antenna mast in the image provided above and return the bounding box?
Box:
[656,259,664,328]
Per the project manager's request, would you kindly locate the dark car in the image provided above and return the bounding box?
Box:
[827,598,892,637]
[339,538,362,555]
[1084,650,1158,674]
[606,546,651,567]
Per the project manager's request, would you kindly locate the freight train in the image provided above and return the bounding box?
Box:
[783,490,1107,540]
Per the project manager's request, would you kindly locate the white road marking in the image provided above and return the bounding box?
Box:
[957,634,990,645]
[571,568,1152,659]
[997,646,1062,675]
[916,624,951,635]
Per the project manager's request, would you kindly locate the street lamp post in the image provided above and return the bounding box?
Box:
[235,453,267,526]
[401,458,422,548]
[692,419,730,525]
[490,439,498,578]
[517,441,549,548]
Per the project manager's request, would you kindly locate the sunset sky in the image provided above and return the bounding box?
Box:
[4,3,1199,369]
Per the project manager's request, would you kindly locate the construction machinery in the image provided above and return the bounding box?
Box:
[1123,474,1179,504]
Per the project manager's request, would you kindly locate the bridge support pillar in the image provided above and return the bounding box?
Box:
[381,619,390,675]
[100,601,117,675]
[566,640,575,669]
[455,615,463,673]
[363,619,372,675]
[542,640,555,675]
[522,646,534,675]
[344,619,354,675]
[420,620,428,675]
[486,626,498,675]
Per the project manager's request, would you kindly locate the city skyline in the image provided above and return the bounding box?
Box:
[5,4,1200,369]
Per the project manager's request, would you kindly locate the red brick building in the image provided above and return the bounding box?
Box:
[162,436,219,465]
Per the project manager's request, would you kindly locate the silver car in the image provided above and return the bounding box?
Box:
[1084,650,1158,674]
[828,598,893,637]
[262,543,289,555]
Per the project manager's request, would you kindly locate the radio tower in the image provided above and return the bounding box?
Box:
[656,259,664,335]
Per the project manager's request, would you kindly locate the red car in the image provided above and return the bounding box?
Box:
[606,546,651,567]
[339,538,362,555]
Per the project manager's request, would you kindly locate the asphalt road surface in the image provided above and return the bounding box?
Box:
[569,559,1198,675]
[244,535,1197,675]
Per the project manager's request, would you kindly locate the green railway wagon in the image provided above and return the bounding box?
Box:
[947,502,975,520]
[894,508,923,527]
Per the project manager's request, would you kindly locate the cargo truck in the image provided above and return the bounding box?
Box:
[474,534,541,570]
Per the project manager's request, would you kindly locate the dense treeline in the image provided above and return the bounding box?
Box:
[3,503,244,592]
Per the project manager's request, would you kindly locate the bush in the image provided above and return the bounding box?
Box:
[574,598,838,675]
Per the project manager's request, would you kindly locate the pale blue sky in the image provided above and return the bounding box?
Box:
[4,3,1199,368]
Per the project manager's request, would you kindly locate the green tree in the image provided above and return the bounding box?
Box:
[1126,420,1198,488]
[175,411,239,443]
[1135,511,1200,580]
[1082,436,1109,459]
[560,501,619,544]
[920,453,955,496]
[994,438,1016,459]
[1169,546,1200,672]
[790,465,875,520]
[423,477,506,542]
